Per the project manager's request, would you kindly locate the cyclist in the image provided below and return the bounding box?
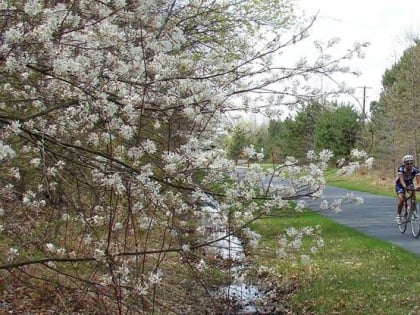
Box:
[395,154,420,223]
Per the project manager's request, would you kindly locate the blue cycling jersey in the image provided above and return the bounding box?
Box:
[395,164,420,186]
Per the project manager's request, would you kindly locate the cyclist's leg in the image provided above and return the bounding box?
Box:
[397,194,405,214]
[396,184,405,223]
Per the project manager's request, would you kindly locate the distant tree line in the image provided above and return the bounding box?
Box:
[225,101,363,164]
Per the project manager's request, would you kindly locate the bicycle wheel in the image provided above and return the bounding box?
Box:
[398,208,408,233]
[411,203,420,238]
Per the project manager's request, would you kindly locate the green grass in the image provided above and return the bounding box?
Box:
[250,176,420,315]
[260,163,395,197]
[252,211,420,315]
[325,168,395,197]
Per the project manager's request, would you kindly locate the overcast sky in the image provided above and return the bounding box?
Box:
[297,0,420,109]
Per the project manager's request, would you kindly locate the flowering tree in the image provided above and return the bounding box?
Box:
[0,0,371,313]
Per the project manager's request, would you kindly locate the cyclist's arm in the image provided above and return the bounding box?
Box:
[415,173,420,189]
[398,173,408,188]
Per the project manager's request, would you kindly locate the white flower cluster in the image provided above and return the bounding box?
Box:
[337,149,374,175]
[242,144,264,162]
[276,225,324,265]
[7,247,19,262]
[91,170,126,195]
[241,227,262,250]
[0,141,15,161]
[319,192,363,213]
[45,243,66,256]
[23,0,43,16]
[148,269,163,285]
[306,149,334,170]
[350,148,368,159]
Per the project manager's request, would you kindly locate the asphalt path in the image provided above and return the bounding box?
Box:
[236,167,420,256]
[308,186,420,256]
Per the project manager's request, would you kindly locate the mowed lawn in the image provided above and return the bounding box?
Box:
[250,168,419,314]
[251,210,420,315]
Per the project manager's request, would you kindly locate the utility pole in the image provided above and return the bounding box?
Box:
[358,86,372,123]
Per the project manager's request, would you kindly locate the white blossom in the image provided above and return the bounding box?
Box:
[4,27,21,44]
[113,222,123,231]
[7,247,19,261]
[9,167,20,180]
[149,269,163,284]
[0,141,15,161]
[143,140,157,154]
[365,157,374,168]
[84,234,92,245]
[9,120,21,134]
[93,248,105,260]
[30,158,41,167]
[135,282,150,295]
[276,247,287,258]
[56,248,66,256]
[285,156,297,166]
[182,244,191,252]
[289,238,302,250]
[295,200,306,212]
[119,125,133,140]
[319,149,334,162]
[139,216,153,230]
[196,259,207,271]
[306,150,316,160]
[45,243,56,253]
[320,200,329,210]
[330,199,343,213]
[350,148,368,159]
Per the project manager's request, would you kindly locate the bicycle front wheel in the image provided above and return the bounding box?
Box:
[411,203,420,238]
[398,210,408,233]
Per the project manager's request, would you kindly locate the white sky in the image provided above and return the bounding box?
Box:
[297,0,420,110]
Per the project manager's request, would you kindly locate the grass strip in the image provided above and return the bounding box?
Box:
[325,168,395,197]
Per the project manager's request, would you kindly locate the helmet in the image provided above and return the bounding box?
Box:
[403,154,414,163]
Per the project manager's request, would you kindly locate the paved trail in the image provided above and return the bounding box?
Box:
[237,167,420,256]
[308,186,420,256]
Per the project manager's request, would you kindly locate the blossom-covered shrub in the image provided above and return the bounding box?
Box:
[0,0,370,313]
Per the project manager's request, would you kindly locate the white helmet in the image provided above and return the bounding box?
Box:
[403,154,414,163]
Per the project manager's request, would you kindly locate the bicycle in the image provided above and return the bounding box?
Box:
[397,186,420,238]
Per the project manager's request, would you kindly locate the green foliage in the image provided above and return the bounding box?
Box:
[225,121,251,161]
[224,120,268,162]
[232,101,363,162]
[314,105,361,158]
[370,40,420,167]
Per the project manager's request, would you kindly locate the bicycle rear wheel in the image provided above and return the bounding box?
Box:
[410,203,420,238]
